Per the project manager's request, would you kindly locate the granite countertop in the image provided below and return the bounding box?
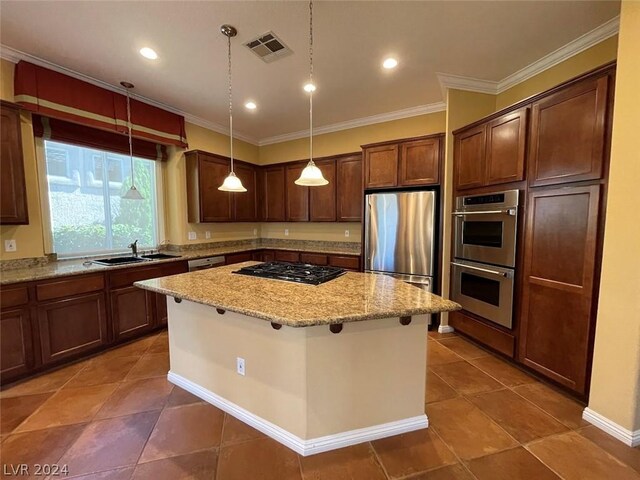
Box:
[0,242,361,285]
[134,262,461,327]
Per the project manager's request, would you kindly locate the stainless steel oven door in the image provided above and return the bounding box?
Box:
[451,260,514,329]
[453,209,517,268]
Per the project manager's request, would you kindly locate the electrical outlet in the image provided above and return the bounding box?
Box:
[188,231,197,241]
[205,231,211,239]
[253,228,257,236]
[345,230,350,238]
[236,357,246,376]
[284,229,289,236]
[4,239,16,252]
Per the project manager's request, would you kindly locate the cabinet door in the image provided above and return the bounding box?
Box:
[454,125,486,190]
[309,159,336,221]
[364,144,398,188]
[336,155,363,222]
[199,156,232,222]
[262,251,275,262]
[156,294,169,327]
[263,166,286,221]
[274,250,300,263]
[519,185,600,394]
[38,292,108,364]
[226,252,253,265]
[111,286,154,340]
[285,164,309,221]
[300,253,328,265]
[399,138,440,186]
[233,162,257,221]
[528,75,609,187]
[485,108,527,186]
[1,307,34,381]
[328,255,360,271]
[0,103,29,225]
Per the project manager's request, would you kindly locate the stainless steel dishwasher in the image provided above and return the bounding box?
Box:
[187,256,225,272]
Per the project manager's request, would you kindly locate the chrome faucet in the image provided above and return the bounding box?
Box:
[128,239,139,257]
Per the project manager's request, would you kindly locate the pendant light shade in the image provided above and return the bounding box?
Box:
[218,24,247,193]
[120,81,144,200]
[295,161,328,186]
[296,0,328,187]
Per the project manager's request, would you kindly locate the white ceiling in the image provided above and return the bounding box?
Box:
[0,1,620,143]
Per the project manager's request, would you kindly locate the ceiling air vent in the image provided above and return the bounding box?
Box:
[245,31,292,63]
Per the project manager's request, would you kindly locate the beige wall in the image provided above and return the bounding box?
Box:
[259,111,446,165]
[495,35,618,110]
[588,2,640,433]
[168,300,427,440]
[0,59,46,260]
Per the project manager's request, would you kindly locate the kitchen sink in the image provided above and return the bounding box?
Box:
[92,256,147,266]
[140,253,182,260]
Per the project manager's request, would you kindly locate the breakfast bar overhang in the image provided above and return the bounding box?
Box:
[135,262,460,456]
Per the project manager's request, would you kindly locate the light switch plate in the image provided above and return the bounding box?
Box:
[284,229,289,236]
[4,239,16,252]
[205,231,211,239]
[236,357,246,376]
[188,232,197,240]
[345,230,350,238]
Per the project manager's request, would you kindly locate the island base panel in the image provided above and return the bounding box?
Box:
[166,300,428,455]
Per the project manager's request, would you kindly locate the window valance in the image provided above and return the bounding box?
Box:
[14,61,188,148]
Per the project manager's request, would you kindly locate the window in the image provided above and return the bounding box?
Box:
[44,140,159,256]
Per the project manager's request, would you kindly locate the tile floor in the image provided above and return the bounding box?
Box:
[1,330,638,479]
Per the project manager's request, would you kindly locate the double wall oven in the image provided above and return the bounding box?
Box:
[451,190,519,329]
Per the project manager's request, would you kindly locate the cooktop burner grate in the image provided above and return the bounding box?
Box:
[233,261,346,285]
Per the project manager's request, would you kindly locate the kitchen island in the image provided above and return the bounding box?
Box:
[135,262,460,455]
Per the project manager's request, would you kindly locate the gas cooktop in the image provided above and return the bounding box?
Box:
[233,262,346,285]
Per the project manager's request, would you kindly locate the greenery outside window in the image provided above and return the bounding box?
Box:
[43,140,159,257]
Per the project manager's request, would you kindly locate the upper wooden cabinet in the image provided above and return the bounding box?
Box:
[232,162,258,221]
[363,134,443,189]
[263,165,286,221]
[399,138,441,186]
[528,75,609,187]
[364,144,398,188]
[285,163,310,222]
[0,101,29,225]
[186,150,260,223]
[336,154,363,222]
[454,108,527,191]
[309,158,337,222]
[186,150,231,222]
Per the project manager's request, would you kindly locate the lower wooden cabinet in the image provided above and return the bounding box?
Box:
[0,307,33,382]
[156,294,169,327]
[111,286,154,340]
[518,185,601,395]
[37,292,108,364]
[275,250,301,263]
[225,252,253,265]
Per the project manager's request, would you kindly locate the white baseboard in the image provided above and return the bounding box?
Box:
[582,408,640,447]
[168,371,429,456]
[438,324,455,334]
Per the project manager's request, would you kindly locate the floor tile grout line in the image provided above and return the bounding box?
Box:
[368,440,393,480]
[507,383,585,431]
[425,423,481,480]
[215,411,229,480]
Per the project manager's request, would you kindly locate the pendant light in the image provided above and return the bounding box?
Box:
[121,81,144,200]
[218,24,247,192]
[295,0,328,186]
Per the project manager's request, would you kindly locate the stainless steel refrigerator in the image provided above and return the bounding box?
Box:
[364,190,437,293]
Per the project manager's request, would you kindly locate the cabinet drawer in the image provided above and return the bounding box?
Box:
[300,253,328,265]
[109,262,187,289]
[449,310,515,358]
[0,285,29,309]
[329,255,360,271]
[36,274,104,302]
[274,250,300,263]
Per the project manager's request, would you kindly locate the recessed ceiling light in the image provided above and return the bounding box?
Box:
[139,47,158,60]
[245,101,257,110]
[303,82,316,92]
[383,58,398,69]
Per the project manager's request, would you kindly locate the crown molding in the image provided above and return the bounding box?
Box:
[498,15,619,93]
[258,102,446,146]
[0,44,259,145]
[438,16,619,97]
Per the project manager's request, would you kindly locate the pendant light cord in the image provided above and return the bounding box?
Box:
[309,0,314,166]
[125,86,135,188]
[228,32,234,174]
